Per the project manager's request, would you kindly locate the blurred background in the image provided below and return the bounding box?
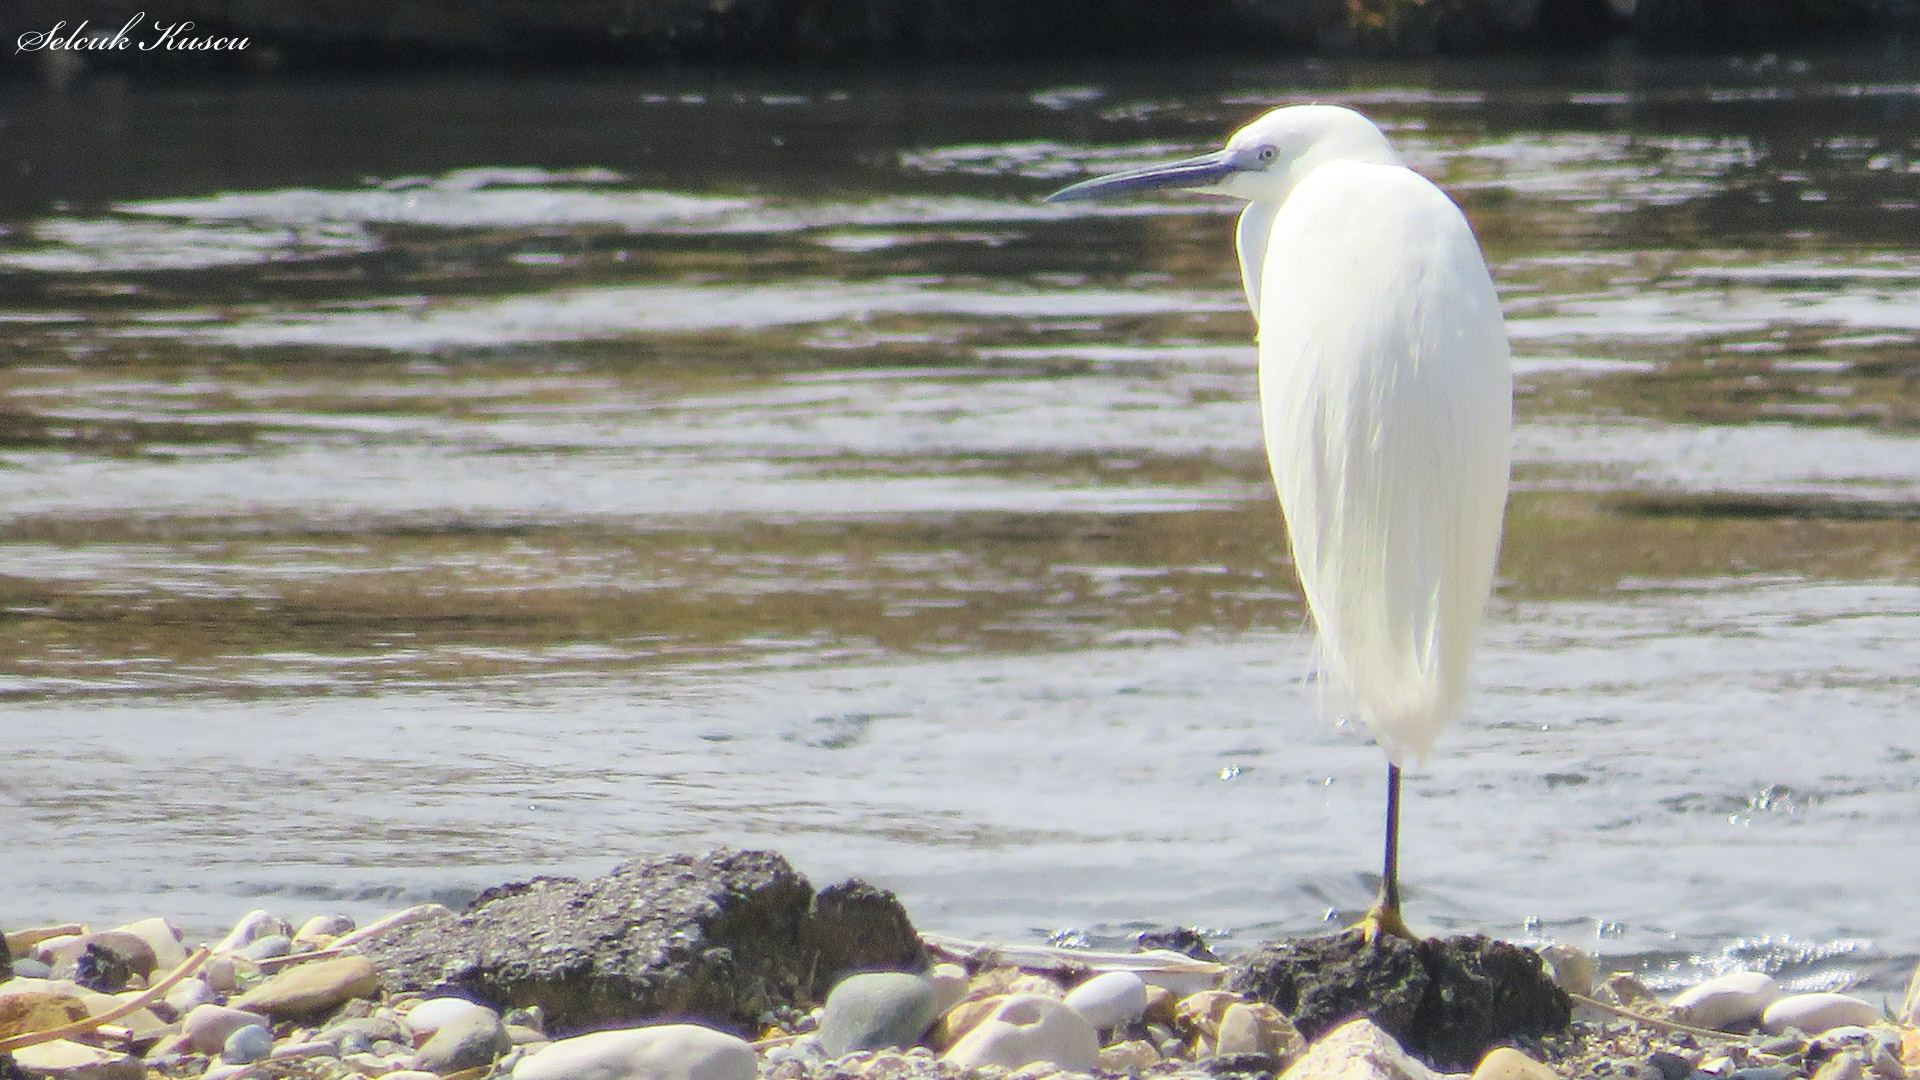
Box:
[4,0,1920,1001]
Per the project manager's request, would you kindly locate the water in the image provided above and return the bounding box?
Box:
[5,51,1920,997]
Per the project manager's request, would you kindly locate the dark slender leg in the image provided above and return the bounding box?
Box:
[1382,761,1402,915]
[1352,760,1413,941]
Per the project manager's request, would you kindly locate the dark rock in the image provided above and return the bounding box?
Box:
[73,942,134,993]
[1202,1052,1280,1077]
[1136,927,1220,963]
[0,928,10,983]
[1228,931,1570,1070]
[0,1051,22,1080]
[357,848,925,1037]
[1647,1051,1696,1080]
[1229,931,1429,1045]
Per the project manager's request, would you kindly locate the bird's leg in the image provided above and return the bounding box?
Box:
[1351,762,1417,943]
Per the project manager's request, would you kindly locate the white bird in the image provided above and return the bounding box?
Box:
[1047,104,1512,940]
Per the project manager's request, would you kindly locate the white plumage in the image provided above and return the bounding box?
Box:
[1252,155,1511,764]
[1049,103,1513,934]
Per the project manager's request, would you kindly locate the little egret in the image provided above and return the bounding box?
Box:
[1047,105,1512,940]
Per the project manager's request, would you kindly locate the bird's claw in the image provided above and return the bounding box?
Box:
[1349,899,1417,944]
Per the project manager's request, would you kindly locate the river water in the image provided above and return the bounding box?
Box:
[3,51,1920,996]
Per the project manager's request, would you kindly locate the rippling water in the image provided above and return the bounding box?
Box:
[4,52,1920,996]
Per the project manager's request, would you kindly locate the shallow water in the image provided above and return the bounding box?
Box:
[4,52,1920,995]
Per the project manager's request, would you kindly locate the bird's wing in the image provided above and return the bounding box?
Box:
[1254,159,1512,764]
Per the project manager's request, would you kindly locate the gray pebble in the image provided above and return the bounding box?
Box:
[222,1024,274,1064]
[336,1031,373,1055]
[239,934,292,961]
[9,958,52,979]
[816,972,942,1056]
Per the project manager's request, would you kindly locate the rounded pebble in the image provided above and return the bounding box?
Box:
[1061,972,1148,1031]
[942,994,1098,1073]
[816,972,941,1057]
[405,996,489,1038]
[222,1024,274,1065]
[239,934,292,962]
[1761,993,1880,1036]
[1669,971,1781,1030]
[512,1024,757,1080]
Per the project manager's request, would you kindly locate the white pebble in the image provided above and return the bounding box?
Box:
[1062,971,1148,1031]
[942,994,1098,1073]
[1763,993,1880,1036]
[512,1024,756,1080]
[1668,971,1781,1030]
[404,997,489,1037]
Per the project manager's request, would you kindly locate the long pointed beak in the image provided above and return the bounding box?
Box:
[1044,149,1240,203]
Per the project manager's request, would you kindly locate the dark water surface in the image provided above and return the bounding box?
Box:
[5,51,1920,995]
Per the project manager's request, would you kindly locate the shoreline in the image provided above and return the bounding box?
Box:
[3,850,1916,1080]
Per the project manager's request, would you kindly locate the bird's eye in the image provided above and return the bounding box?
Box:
[1257,146,1277,164]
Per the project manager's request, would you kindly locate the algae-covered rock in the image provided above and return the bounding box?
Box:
[358,848,925,1036]
[1229,932,1569,1070]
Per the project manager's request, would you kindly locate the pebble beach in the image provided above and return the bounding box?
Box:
[5,861,1918,1080]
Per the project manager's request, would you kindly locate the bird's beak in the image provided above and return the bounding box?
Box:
[1044,149,1240,203]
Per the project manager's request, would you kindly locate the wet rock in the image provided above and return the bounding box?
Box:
[6,1039,142,1080]
[942,994,1099,1072]
[1229,932,1569,1070]
[220,1024,273,1065]
[411,1006,511,1074]
[816,972,941,1056]
[358,849,923,1036]
[1136,928,1221,963]
[0,992,89,1041]
[1762,993,1879,1036]
[1670,971,1781,1030]
[1274,1018,1441,1080]
[228,954,380,1019]
[511,1023,756,1080]
[1063,971,1148,1031]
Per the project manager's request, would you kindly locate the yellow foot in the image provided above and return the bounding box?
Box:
[1348,900,1417,944]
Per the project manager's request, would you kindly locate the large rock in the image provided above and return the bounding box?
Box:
[6,1039,142,1080]
[358,849,924,1036]
[0,992,89,1041]
[1230,932,1570,1071]
[228,955,381,1019]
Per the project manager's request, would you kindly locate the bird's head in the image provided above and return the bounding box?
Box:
[1045,104,1398,206]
